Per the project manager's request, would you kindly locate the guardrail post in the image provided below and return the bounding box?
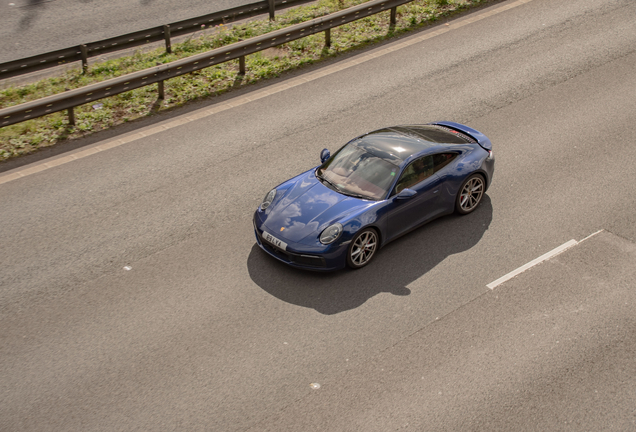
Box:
[390,7,397,26]
[67,106,75,126]
[239,56,246,75]
[325,28,331,47]
[268,0,275,21]
[163,25,172,54]
[156,63,165,99]
[80,44,88,74]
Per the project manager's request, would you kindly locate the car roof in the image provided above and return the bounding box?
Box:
[354,125,476,165]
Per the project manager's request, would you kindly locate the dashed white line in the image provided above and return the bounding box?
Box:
[487,230,604,289]
[579,229,604,243]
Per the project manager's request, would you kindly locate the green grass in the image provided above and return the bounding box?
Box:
[0,0,490,161]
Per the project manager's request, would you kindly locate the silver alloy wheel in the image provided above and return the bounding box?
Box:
[458,175,484,213]
[349,229,378,268]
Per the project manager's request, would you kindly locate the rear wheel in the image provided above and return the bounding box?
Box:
[347,228,378,269]
[455,174,485,215]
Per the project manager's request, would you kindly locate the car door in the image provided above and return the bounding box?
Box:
[386,156,444,241]
[431,152,460,212]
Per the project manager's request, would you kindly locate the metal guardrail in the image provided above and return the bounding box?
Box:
[0,0,407,128]
[0,0,314,81]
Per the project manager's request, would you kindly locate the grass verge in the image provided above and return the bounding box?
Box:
[0,0,491,162]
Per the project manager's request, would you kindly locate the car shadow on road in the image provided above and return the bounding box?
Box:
[247,196,492,315]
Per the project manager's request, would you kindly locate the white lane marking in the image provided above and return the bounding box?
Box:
[487,230,606,289]
[579,229,604,243]
[0,0,535,186]
[487,240,578,290]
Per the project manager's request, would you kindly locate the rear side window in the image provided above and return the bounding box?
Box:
[432,153,458,173]
[394,156,434,194]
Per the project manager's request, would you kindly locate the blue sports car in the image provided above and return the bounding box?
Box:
[253,121,494,271]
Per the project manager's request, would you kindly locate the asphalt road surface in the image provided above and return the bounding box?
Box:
[0,0,256,63]
[1,0,636,430]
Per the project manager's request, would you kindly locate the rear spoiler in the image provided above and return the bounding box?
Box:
[429,121,492,151]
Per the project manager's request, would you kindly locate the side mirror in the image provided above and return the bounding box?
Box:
[320,148,331,163]
[396,188,417,200]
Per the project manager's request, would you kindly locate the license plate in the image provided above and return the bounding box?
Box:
[262,231,288,251]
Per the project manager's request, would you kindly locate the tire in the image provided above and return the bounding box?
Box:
[455,174,485,215]
[346,228,379,269]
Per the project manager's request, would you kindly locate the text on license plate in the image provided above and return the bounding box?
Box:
[262,231,288,251]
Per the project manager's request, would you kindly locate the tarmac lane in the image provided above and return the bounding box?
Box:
[1,0,636,430]
[250,230,636,431]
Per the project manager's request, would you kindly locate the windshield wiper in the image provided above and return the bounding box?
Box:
[317,173,341,192]
[317,173,373,200]
[341,191,373,200]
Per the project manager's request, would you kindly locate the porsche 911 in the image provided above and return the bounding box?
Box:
[253,121,494,270]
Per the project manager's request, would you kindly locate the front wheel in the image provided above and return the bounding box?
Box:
[455,174,485,215]
[347,228,378,269]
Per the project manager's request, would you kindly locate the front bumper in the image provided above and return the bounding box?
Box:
[253,212,348,271]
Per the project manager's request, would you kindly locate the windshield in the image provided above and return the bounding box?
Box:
[316,141,398,200]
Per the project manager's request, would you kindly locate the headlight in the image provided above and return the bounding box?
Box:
[320,223,343,245]
[261,189,277,210]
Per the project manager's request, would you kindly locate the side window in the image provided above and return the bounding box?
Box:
[394,156,434,194]
[432,153,458,173]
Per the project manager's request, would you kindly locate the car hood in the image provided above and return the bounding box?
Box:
[263,171,374,243]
